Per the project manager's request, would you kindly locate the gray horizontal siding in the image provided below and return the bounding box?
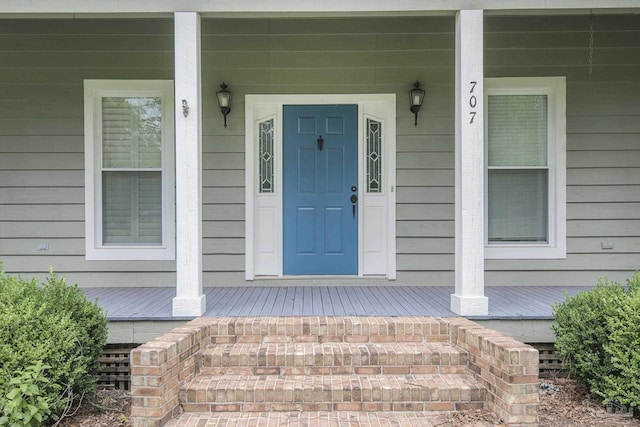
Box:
[0,19,175,285]
[483,14,640,283]
[1,14,638,289]
[199,15,456,281]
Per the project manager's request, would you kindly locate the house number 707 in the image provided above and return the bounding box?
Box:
[469,81,477,124]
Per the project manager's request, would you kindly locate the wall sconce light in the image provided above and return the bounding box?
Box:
[216,82,231,128]
[409,81,425,127]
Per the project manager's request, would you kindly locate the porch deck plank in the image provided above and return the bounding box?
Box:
[270,287,285,316]
[240,286,263,316]
[310,286,323,315]
[348,286,366,315]
[290,286,303,316]
[257,287,278,316]
[357,286,379,315]
[327,286,345,315]
[350,286,375,316]
[204,287,232,316]
[395,286,430,315]
[229,287,256,316]
[221,287,242,315]
[319,286,332,315]
[84,285,596,321]
[245,286,265,315]
[380,286,421,315]
[406,287,450,316]
[502,287,551,316]
[90,287,132,317]
[109,288,147,317]
[337,286,356,315]
[302,287,314,316]
[235,286,257,316]
[365,286,397,315]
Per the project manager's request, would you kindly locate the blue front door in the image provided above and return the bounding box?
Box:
[283,105,358,275]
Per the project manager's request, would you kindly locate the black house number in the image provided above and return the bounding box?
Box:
[469,81,477,124]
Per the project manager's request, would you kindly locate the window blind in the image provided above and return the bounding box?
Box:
[101,97,162,245]
[488,95,547,167]
[487,95,549,243]
[488,170,548,242]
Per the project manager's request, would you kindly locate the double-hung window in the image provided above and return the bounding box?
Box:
[84,80,175,260]
[484,77,566,259]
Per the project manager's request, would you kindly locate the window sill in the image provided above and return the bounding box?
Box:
[86,246,175,261]
[485,244,566,260]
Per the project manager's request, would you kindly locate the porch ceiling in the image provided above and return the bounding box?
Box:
[1,0,639,18]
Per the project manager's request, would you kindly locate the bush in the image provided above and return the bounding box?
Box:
[552,273,640,409]
[0,269,108,425]
[0,363,53,427]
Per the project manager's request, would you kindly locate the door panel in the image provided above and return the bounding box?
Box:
[283,105,358,275]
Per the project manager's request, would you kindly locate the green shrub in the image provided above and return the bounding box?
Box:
[601,274,640,408]
[552,273,640,409]
[0,268,108,424]
[0,363,53,427]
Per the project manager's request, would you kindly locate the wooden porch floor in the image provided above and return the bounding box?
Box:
[82,285,592,321]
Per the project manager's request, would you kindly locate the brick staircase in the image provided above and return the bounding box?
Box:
[131,317,539,426]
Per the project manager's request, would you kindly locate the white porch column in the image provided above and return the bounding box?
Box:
[451,9,489,316]
[173,12,206,316]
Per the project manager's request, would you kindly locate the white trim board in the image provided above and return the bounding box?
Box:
[245,94,397,281]
[3,1,639,16]
[83,79,176,261]
[483,76,567,260]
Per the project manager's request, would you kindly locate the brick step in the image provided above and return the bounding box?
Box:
[198,342,468,376]
[207,316,450,344]
[164,411,480,427]
[178,374,486,413]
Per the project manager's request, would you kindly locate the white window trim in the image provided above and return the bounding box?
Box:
[484,76,566,259]
[84,79,175,260]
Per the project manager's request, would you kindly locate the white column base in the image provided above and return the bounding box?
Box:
[451,294,489,316]
[172,295,206,317]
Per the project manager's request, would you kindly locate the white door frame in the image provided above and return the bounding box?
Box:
[245,94,396,280]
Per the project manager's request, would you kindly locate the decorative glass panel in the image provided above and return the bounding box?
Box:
[366,118,382,193]
[488,169,548,242]
[258,119,274,193]
[102,97,162,169]
[488,95,548,167]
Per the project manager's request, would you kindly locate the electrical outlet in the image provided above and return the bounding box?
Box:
[37,243,49,251]
[601,242,614,250]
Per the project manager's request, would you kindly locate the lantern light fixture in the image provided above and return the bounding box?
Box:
[409,81,425,127]
[216,82,231,128]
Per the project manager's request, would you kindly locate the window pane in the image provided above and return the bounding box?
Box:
[102,97,162,168]
[488,95,547,167]
[258,119,274,193]
[488,170,548,242]
[102,171,162,245]
[366,118,382,193]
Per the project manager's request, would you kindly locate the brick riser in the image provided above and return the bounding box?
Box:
[170,411,464,426]
[205,317,451,343]
[198,342,469,375]
[177,317,487,416]
[131,317,539,427]
[179,373,486,413]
